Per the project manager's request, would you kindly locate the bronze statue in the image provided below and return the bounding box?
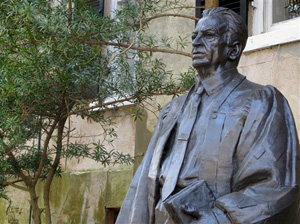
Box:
[116,7,300,224]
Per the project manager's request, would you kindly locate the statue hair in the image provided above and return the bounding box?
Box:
[202,7,248,52]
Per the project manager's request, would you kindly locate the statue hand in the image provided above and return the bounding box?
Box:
[181,204,202,219]
[181,205,218,224]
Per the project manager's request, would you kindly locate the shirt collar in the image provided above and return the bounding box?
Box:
[195,68,238,95]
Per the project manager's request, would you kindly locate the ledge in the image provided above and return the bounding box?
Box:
[244,17,300,53]
[89,96,136,111]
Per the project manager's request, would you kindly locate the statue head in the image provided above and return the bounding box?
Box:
[192,7,248,71]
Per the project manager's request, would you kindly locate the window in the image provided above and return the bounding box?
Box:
[219,0,249,25]
[76,0,106,99]
[86,0,105,16]
[88,0,137,109]
[195,0,249,25]
[251,0,299,34]
[195,0,205,21]
[105,207,120,224]
[245,0,300,52]
[195,1,299,52]
[273,0,300,23]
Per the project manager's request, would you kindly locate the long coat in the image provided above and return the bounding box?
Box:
[116,73,300,224]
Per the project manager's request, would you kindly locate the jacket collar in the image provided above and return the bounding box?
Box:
[195,68,238,95]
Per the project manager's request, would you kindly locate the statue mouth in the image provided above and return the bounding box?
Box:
[192,53,206,59]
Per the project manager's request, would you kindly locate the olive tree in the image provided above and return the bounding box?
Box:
[0,0,197,223]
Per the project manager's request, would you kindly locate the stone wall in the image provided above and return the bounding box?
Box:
[0,105,137,223]
[0,168,133,224]
[0,1,299,222]
[239,42,300,132]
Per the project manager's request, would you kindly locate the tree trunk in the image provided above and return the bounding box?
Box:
[44,116,68,224]
[30,189,42,224]
[44,180,52,224]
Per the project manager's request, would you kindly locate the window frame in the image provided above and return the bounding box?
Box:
[245,0,300,52]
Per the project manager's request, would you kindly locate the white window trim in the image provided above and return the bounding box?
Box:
[244,0,300,53]
[244,17,300,52]
[90,0,137,110]
[89,97,136,111]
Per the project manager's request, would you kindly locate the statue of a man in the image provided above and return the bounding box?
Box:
[117,7,300,224]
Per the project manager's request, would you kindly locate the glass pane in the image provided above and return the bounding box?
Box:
[285,0,300,19]
[273,0,300,23]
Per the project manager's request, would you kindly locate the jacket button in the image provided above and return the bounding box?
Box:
[211,112,217,119]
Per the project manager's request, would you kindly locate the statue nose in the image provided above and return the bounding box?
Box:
[192,35,204,47]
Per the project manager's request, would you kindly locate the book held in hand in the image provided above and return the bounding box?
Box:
[163,180,215,224]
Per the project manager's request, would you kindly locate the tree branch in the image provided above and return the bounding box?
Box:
[6,152,32,187]
[1,141,32,186]
[2,181,28,191]
[5,32,192,57]
[33,110,62,185]
[73,40,192,57]
[108,0,144,64]
[142,13,199,24]
[69,90,184,115]
[1,146,14,159]
[1,179,23,186]
[161,6,205,12]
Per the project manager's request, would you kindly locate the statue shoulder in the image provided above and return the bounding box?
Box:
[238,78,285,102]
[239,80,291,117]
[229,77,288,115]
[160,93,189,120]
[251,83,285,102]
[163,93,188,109]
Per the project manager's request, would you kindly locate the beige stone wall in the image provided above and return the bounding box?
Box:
[0,168,133,224]
[1,2,299,222]
[239,42,300,132]
[137,0,196,162]
[145,0,194,75]
[0,107,137,223]
[63,106,136,171]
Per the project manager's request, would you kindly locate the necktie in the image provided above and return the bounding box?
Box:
[162,86,204,201]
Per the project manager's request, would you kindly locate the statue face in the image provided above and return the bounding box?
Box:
[192,16,229,70]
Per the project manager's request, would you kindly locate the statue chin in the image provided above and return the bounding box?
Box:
[192,59,211,70]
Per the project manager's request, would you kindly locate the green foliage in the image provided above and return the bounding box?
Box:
[0,0,196,221]
[131,108,145,121]
[179,66,198,92]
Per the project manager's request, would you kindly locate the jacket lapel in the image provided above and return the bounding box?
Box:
[148,93,189,222]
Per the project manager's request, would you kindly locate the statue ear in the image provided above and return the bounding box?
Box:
[228,41,242,61]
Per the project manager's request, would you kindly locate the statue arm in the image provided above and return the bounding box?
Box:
[214,86,300,223]
[116,101,173,224]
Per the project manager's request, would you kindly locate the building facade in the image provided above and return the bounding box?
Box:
[0,0,299,223]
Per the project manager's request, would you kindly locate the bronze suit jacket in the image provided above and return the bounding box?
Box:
[116,73,300,224]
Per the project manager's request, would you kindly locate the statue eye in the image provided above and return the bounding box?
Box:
[192,33,197,40]
[205,33,215,40]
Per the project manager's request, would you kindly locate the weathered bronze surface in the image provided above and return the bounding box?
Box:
[116,7,300,224]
